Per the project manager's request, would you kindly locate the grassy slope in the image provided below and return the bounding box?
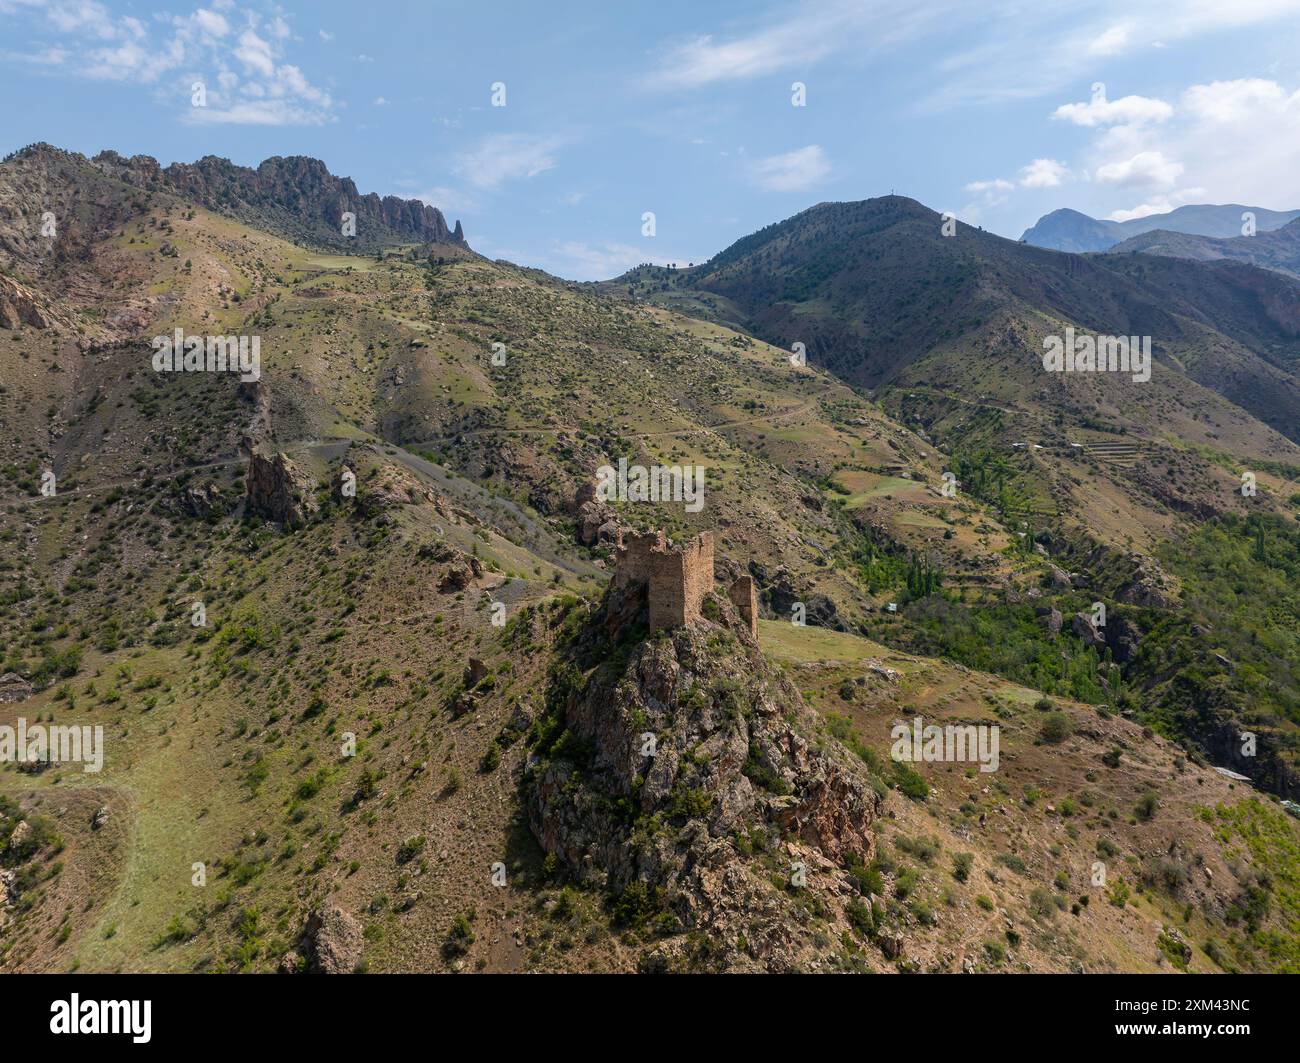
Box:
[2,162,1298,973]
[761,620,1300,973]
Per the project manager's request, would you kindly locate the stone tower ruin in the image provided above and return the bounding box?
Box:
[613,530,757,638]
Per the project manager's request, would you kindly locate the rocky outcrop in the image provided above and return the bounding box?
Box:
[757,565,847,631]
[0,672,34,703]
[463,657,489,688]
[1105,615,1143,664]
[571,478,627,548]
[527,587,883,971]
[1072,611,1105,650]
[244,448,316,526]
[6,819,32,853]
[366,463,442,509]
[237,379,273,454]
[0,275,52,329]
[437,554,484,593]
[180,481,224,518]
[300,905,363,974]
[91,150,467,254]
[1117,555,1176,608]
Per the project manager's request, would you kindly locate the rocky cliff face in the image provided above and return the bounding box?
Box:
[527,588,883,971]
[89,149,467,253]
[0,275,53,329]
[244,448,316,526]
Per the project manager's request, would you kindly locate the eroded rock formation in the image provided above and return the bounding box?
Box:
[244,448,316,526]
[527,581,883,971]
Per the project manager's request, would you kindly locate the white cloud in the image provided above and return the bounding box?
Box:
[454,134,567,191]
[961,159,1068,210]
[1182,78,1292,123]
[1104,187,1207,221]
[83,38,152,80]
[750,145,831,193]
[235,29,275,77]
[1018,158,1069,188]
[1052,93,1173,127]
[1105,198,1174,222]
[373,96,388,106]
[46,0,117,38]
[921,0,1300,110]
[1087,24,1130,55]
[185,99,331,126]
[415,186,478,216]
[193,8,229,37]
[646,0,945,89]
[1,44,70,66]
[4,3,336,124]
[1040,75,1300,228]
[318,29,334,42]
[965,178,1013,194]
[1094,150,1184,188]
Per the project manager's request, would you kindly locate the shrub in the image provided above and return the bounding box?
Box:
[895,834,941,865]
[952,852,973,883]
[396,835,426,864]
[442,911,475,959]
[1135,791,1159,822]
[846,898,874,937]
[1039,712,1072,744]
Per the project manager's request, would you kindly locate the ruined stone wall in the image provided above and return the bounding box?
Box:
[728,575,758,638]
[614,530,715,630]
[650,532,713,630]
[612,530,666,589]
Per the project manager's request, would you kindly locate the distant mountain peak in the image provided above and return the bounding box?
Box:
[1022,203,1300,253]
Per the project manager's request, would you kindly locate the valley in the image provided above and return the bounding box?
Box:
[1,144,1298,974]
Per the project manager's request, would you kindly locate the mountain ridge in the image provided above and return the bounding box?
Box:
[1111,218,1300,279]
[4,142,467,255]
[1021,203,1300,253]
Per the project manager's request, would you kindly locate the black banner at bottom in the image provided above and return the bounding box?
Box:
[3,972,1286,1049]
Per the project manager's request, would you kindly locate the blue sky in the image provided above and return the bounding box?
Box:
[3,0,1299,278]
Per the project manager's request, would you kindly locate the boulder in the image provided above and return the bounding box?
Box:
[181,481,223,517]
[1046,565,1072,590]
[762,568,846,630]
[7,820,32,853]
[1072,611,1105,650]
[303,905,364,974]
[0,672,34,703]
[438,555,483,592]
[463,657,489,688]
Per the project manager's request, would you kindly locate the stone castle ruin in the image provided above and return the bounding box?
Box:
[613,530,757,638]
